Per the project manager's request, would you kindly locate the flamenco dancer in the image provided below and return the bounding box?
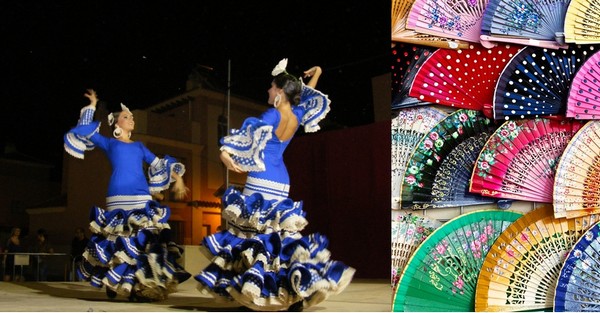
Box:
[195,59,356,311]
[63,89,191,301]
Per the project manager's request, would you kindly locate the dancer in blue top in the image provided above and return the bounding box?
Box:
[64,89,191,302]
[195,59,356,311]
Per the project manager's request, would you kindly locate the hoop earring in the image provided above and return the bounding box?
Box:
[274,94,281,108]
[113,126,122,138]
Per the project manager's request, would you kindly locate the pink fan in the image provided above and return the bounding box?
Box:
[470,118,583,203]
[408,43,521,118]
[567,49,600,119]
[407,0,490,43]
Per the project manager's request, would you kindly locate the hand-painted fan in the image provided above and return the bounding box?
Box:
[475,205,600,311]
[393,210,523,312]
[493,45,600,120]
[408,44,521,117]
[392,44,436,110]
[392,0,471,49]
[554,221,600,312]
[392,107,448,209]
[400,109,499,209]
[566,50,600,119]
[406,0,489,44]
[391,211,442,291]
[554,121,600,219]
[564,0,600,44]
[470,118,583,203]
[479,0,570,49]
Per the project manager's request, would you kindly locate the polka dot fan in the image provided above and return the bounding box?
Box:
[408,44,521,118]
[566,50,600,119]
[392,43,435,110]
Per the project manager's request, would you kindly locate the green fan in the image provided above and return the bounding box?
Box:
[393,210,522,312]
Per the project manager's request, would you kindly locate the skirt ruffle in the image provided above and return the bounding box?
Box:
[77,200,190,300]
[195,187,355,311]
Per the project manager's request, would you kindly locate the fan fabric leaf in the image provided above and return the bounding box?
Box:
[564,0,600,44]
[392,107,448,209]
[554,120,600,219]
[406,0,490,43]
[493,45,599,120]
[554,221,600,312]
[475,205,600,311]
[480,0,570,49]
[392,212,442,290]
[470,118,583,203]
[400,109,498,209]
[566,50,600,119]
[408,44,522,116]
[392,44,436,110]
[393,210,523,312]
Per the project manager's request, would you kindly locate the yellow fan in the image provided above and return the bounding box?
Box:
[564,0,600,44]
[392,0,470,49]
[475,205,600,311]
[554,121,600,219]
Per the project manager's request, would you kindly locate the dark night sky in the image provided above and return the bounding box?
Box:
[0,1,389,169]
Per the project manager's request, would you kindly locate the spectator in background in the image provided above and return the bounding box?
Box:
[30,228,53,281]
[70,227,88,281]
[3,227,24,281]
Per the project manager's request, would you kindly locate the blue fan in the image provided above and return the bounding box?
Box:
[555,221,600,312]
[392,43,435,110]
[480,0,570,49]
[493,44,599,120]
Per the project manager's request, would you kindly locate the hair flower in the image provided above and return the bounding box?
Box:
[120,103,131,113]
[271,58,288,76]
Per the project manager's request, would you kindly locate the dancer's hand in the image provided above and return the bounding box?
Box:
[84,89,98,107]
[220,150,244,173]
[303,66,322,88]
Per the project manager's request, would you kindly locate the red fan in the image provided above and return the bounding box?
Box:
[406,0,490,44]
[470,118,583,203]
[566,49,600,119]
[392,43,436,110]
[408,44,522,118]
[554,121,600,219]
[393,0,471,49]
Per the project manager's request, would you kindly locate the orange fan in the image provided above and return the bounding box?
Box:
[475,205,600,311]
[470,118,583,203]
[408,44,521,118]
[554,120,600,219]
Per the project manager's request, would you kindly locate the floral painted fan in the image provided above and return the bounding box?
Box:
[564,0,600,44]
[470,118,583,203]
[493,45,599,120]
[400,109,498,209]
[392,107,448,209]
[391,211,442,291]
[408,44,521,117]
[406,0,489,44]
[566,50,600,119]
[392,0,471,49]
[392,44,436,110]
[554,221,600,312]
[393,210,523,311]
[475,205,600,311]
[554,121,600,219]
[479,0,570,49]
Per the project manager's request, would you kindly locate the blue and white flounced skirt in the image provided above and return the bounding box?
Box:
[77,197,190,300]
[194,186,356,311]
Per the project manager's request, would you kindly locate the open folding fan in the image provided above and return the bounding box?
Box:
[392,44,436,110]
[475,205,600,311]
[470,118,583,203]
[406,0,489,44]
[493,45,599,120]
[391,211,442,290]
[566,50,600,119]
[554,221,600,312]
[479,0,570,49]
[564,0,600,44]
[392,107,448,209]
[392,0,471,49]
[554,121,600,219]
[393,210,523,311]
[399,109,499,209]
[408,44,521,118]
